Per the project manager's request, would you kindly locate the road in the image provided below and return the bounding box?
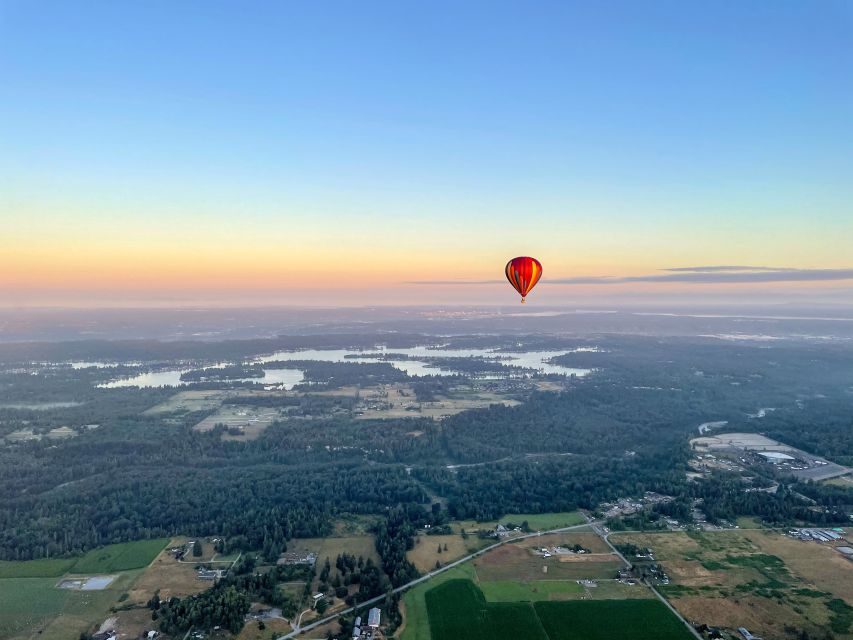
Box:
[276,520,592,640]
[595,525,703,640]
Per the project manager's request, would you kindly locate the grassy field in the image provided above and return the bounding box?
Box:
[0,570,142,640]
[407,534,488,572]
[0,539,168,640]
[535,600,695,640]
[616,529,853,639]
[400,563,476,640]
[0,557,77,578]
[480,579,583,602]
[71,538,169,573]
[474,544,622,582]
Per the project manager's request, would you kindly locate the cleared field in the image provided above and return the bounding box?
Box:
[143,389,227,414]
[407,534,487,573]
[457,511,584,533]
[0,557,77,579]
[0,570,141,640]
[237,617,291,640]
[193,405,280,440]
[480,579,583,602]
[519,531,610,554]
[71,538,168,573]
[356,384,520,420]
[535,600,695,640]
[474,544,622,582]
[617,530,853,639]
[288,535,379,568]
[126,536,225,605]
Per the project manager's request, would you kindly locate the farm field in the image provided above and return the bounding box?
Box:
[0,539,167,640]
[288,535,379,568]
[193,405,280,440]
[474,544,622,582]
[407,534,488,573]
[0,571,142,640]
[400,563,476,640]
[479,579,583,602]
[71,538,169,573]
[423,579,691,640]
[143,389,228,414]
[615,529,853,639]
[535,600,695,640]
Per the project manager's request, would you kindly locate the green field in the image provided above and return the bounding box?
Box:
[0,538,168,581]
[535,600,694,640]
[422,579,693,640]
[425,580,547,640]
[0,539,167,640]
[480,579,583,602]
[0,557,77,578]
[70,538,169,573]
[0,571,142,640]
[401,563,476,640]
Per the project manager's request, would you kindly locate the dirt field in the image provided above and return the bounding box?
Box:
[474,544,622,582]
[193,405,280,440]
[355,383,520,420]
[407,534,487,572]
[143,390,228,414]
[519,532,612,554]
[237,617,291,640]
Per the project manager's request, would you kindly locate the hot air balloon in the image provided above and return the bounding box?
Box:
[505,256,542,303]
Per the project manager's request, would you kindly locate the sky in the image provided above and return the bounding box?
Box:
[1,0,852,307]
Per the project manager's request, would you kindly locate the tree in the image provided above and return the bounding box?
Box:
[192,540,203,557]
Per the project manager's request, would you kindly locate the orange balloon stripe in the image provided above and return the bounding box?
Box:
[505,256,543,298]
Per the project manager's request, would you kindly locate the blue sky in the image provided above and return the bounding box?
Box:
[1,1,851,306]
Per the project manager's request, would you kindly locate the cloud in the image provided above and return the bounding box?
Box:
[409,267,853,286]
[662,265,791,273]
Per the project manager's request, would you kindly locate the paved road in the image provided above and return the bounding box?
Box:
[597,527,703,640]
[276,520,593,640]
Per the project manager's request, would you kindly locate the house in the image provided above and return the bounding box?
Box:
[351,627,361,639]
[495,524,509,537]
[354,616,362,628]
[739,627,762,640]
[368,607,381,628]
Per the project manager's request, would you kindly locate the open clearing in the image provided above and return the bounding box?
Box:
[407,534,488,573]
[616,529,853,639]
[358,386,520,420]
[474,543,622,582]
[479,579,583,602]
[143,389,228,414]
[193,405,281,440]
[0,570,141,640]
[0,539,167,640]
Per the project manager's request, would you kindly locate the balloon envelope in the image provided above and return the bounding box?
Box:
[505,256,542,302]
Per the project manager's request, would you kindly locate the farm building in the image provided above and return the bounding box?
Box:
[368,607,381,628]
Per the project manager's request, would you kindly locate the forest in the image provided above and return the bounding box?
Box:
[0,333,851,564]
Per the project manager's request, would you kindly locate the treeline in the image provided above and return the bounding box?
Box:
[0,463,427,560]
[374,506,421,588]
